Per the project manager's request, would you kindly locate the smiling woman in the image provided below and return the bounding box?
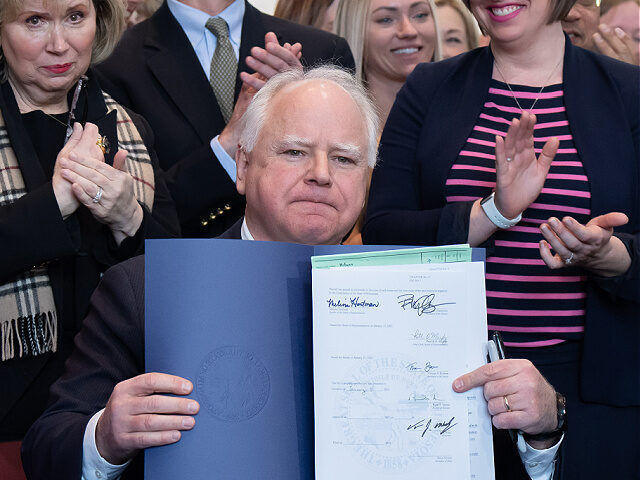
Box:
[332,0,442,244]
[364,0,640,474]
[0,0,179,474]
[334,0,442,127]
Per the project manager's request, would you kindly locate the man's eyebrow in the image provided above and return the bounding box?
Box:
[273,137,364,159]
[274,136,314,149]
[332,143,364,159]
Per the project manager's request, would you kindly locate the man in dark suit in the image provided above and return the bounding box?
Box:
[21,66,376,480]
[95,0,355,237]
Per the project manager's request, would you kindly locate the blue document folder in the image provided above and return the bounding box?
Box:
[145,240,484,479]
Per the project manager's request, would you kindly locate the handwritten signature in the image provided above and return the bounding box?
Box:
[407,392,444,402]
[406,361,439,373]
[407,417,457,437]
[410,330,448,344]
[327,297,380,308]
[397,293,455,316]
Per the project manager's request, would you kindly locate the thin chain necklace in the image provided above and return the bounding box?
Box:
[493,56,563,113]
[43,112,68,127]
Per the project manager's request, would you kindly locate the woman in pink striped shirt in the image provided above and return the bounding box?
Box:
[364,0,640,476]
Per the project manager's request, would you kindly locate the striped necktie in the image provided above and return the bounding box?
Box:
[205,17,237,123]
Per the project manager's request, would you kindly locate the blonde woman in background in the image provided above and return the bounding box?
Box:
[334,0,441,244]
[274,0,339,31]
[435,0,480,58]
[126,0,163,27]
[335,0,441,128]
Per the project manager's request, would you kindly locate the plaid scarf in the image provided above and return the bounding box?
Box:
[0,91,155,362]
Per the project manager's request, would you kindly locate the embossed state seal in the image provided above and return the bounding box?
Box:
[197,346,271,422]
[334,354,452,474]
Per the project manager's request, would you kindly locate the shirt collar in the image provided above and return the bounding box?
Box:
[167,0,244,49]
[241,216,254,241]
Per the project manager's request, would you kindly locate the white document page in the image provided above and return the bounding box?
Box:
[312,262,494,479]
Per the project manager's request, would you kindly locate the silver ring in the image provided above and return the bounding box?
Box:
[503,395,511,412]
[506,157,513,162]
[92,186,103,204]
[564,253,574,265]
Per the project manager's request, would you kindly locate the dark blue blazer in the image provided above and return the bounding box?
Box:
[364,39,640,406]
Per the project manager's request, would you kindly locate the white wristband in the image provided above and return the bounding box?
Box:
[480,192,522,229]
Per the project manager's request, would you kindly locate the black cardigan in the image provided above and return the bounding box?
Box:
[364,38,640,406]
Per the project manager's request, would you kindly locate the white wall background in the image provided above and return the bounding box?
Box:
[250,0,278,14]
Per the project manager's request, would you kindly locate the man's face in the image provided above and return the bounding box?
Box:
[562,0,600,50]
[236,80,370,245]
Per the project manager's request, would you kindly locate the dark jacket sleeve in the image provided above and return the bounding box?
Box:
[587,56,640,305]
[0,181,79,282]
[363,63,475,247]
[592,232,640,304]
[128,110,181,241]
[163,142,238,227]
[21,256,146,479]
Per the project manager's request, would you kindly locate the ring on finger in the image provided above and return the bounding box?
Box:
[93,186,103,204]
[503,395,511,412]
[564,252,574,265]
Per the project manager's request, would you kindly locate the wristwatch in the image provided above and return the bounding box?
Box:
[480,192,522,229]
[522,392,567,442]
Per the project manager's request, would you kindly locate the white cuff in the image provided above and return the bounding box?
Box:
[81,409,131,480]
[518,433,564,480]
[210,135,237,182]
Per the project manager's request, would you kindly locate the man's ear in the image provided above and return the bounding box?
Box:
[236,146,249,195]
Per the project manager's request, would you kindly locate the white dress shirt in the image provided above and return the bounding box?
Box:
[81,409,130,480]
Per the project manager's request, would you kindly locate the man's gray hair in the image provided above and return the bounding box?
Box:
[238,66,379,168]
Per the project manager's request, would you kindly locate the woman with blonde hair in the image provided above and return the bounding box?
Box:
[334,0,441,244]
[435,0,480,58]
[335,0,442,127]
[274,0,339,31]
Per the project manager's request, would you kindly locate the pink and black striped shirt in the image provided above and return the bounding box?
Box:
[444,80,591,348]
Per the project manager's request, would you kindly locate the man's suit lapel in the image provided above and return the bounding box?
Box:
[236,1,268,99]
[144,3,226,141]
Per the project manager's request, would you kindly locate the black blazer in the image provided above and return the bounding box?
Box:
[95,1,355,237]
[218,217,243,239]
[364,40,640,406]
[22,214,246,478]
[0,72,180,441]
[22,256,148,479]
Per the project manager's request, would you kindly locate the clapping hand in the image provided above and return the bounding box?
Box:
[240,32,303,90]
[53,123,86,218]
[58,123,144,244]
[493,112,559,220]
[539,212,631,276]
[593,24,639,66]
[219,33,303,156]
